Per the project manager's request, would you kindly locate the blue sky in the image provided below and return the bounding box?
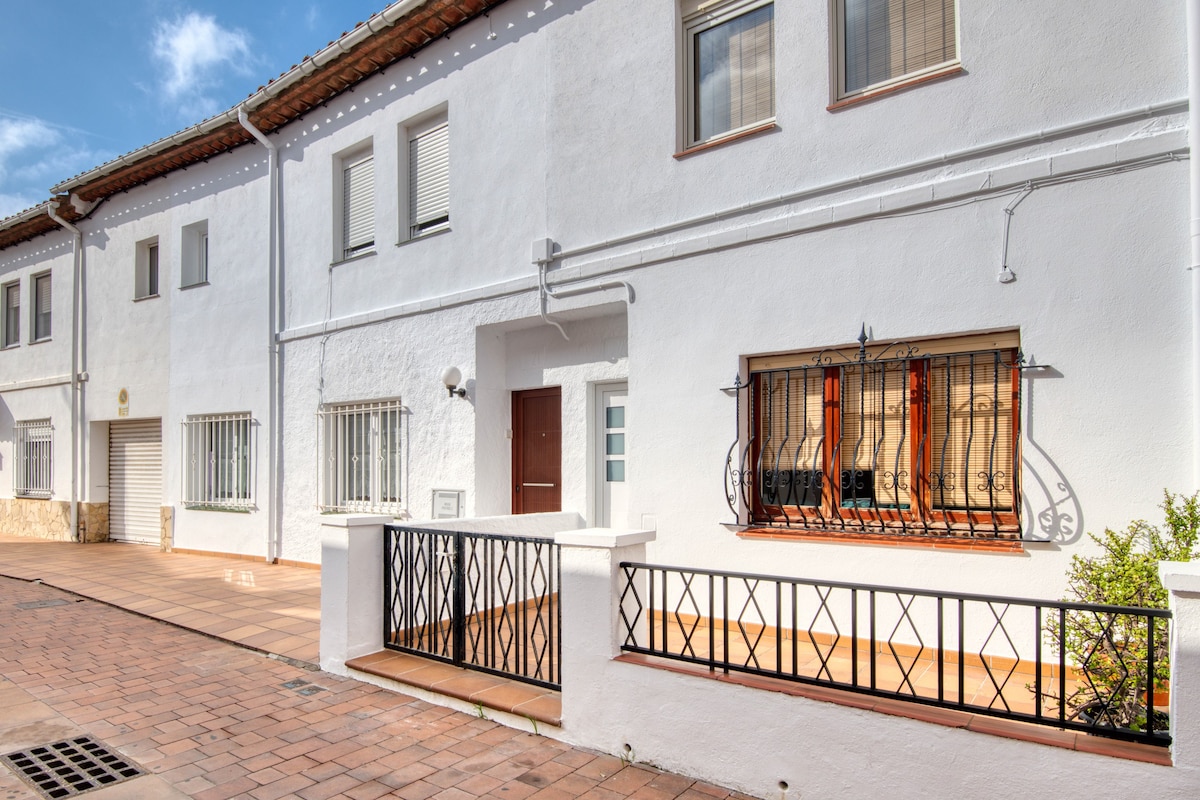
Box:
[0,1,393,219]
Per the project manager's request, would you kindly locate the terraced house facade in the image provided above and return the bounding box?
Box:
[2,1,1199,796]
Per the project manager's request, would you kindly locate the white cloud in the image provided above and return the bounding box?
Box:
[0,118,61,167]
[0,114,109,219]
[152,12,254,114]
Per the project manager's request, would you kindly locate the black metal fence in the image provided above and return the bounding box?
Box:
[385,525,561,689]
[619,562,1171,745]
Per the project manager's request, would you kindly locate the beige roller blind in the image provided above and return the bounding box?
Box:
[928,352,1015,512]
[843,0,956,94]
[840,361,911,510]
[758,368,825,506]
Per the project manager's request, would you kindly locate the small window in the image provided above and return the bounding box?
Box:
[406,113,450,239]
[13,419,52,498]
[135,238,160,299]
[340,148,375,260]
[32,273,51,341]
[2,282,18,348]
[682,0,775,149]
[318,400,405,513]
[182,413,255,510]
[833,0,958,102]
[181,221,209,287]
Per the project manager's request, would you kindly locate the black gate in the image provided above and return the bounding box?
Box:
[383,525,561,689]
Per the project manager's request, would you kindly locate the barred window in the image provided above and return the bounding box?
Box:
[13,419,52,498]
[319,400,405,513]
[182,413,255,509]
[744,331,1020,538]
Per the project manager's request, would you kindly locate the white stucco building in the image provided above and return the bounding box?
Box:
[2,0,1199,795]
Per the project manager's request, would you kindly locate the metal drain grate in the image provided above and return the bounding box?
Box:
[0,736,144,799]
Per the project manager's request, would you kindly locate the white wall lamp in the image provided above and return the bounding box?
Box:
[441,366,467,398]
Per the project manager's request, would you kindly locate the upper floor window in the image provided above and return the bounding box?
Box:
[406,113,450,239]
[683,0,775,149]
[739,331,1020,538]
[32,273,51,341]
[135,238,160,299]
[2,282,18,348]
[340,147,375,260]
[181,220,209,288]
[14,419,52,498]
[833,0,958,102]
[182,412,255,510]
[318,399,405,514]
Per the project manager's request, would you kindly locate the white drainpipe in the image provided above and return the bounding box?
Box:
[238,108,282,563]
[46,202,82,542]
[1189,0,1200,488]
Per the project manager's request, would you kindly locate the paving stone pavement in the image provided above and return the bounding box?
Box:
[0,577,755,800]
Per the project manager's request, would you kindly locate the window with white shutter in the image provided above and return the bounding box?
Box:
[342,151,375,259]
[408,115,449,239]
[2,282,18,348]
[318,399,405,513]
[14,419,53,498]
[135,237,161,300]
[32,273,51,341]
[182,413,256,510]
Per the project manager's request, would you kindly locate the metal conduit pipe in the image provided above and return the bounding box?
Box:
[46,203,82,542]
[238,108,282,563]
[553,98,1189,264]
[1189,0,1200,489]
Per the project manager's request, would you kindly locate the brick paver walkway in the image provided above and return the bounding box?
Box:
[0,536,319,664]
[0,576,752,800]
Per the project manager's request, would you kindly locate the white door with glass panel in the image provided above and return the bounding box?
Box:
[597,385,628,528]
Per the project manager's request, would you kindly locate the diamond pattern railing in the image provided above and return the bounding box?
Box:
[385,526,560,689]
[619,562,1170,746]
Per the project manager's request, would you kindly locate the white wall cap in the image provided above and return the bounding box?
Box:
[320,514,393,529]
[555,528,656,549]
[1159,560,1200,596]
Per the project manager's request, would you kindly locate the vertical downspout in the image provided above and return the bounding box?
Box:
[239,108,281,563]
[1189,0,1200,488]
[46,203,81,542]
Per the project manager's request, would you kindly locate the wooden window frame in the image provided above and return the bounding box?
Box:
[747,333,1020,537]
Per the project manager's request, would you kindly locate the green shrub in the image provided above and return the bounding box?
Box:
[1052,491,1199,730]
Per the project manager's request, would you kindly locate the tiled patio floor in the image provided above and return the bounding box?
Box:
[0,536,320,665]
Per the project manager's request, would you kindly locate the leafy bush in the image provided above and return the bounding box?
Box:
[1052,491,1200,730]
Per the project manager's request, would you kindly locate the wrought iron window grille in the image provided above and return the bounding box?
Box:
[726,329,1025,538]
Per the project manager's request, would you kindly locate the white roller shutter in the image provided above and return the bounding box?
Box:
[409,121,449,237]
[342,154,375,258]
[109,419,162,544]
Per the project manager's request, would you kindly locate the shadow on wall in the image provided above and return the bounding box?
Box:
[1021,362,1084,545]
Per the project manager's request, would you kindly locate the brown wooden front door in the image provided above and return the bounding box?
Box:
[512,387,562,514]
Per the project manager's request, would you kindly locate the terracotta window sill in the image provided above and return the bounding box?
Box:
[738,527,1025,553]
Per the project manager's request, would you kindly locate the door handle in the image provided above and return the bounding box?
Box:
[522,483,556,488]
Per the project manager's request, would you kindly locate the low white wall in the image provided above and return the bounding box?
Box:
[322,521,1200,798]
[553,542,1200,800]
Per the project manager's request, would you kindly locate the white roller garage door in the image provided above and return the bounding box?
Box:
[109,419,162,544]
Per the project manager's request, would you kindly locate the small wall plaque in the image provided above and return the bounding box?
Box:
[432,489,464,520]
